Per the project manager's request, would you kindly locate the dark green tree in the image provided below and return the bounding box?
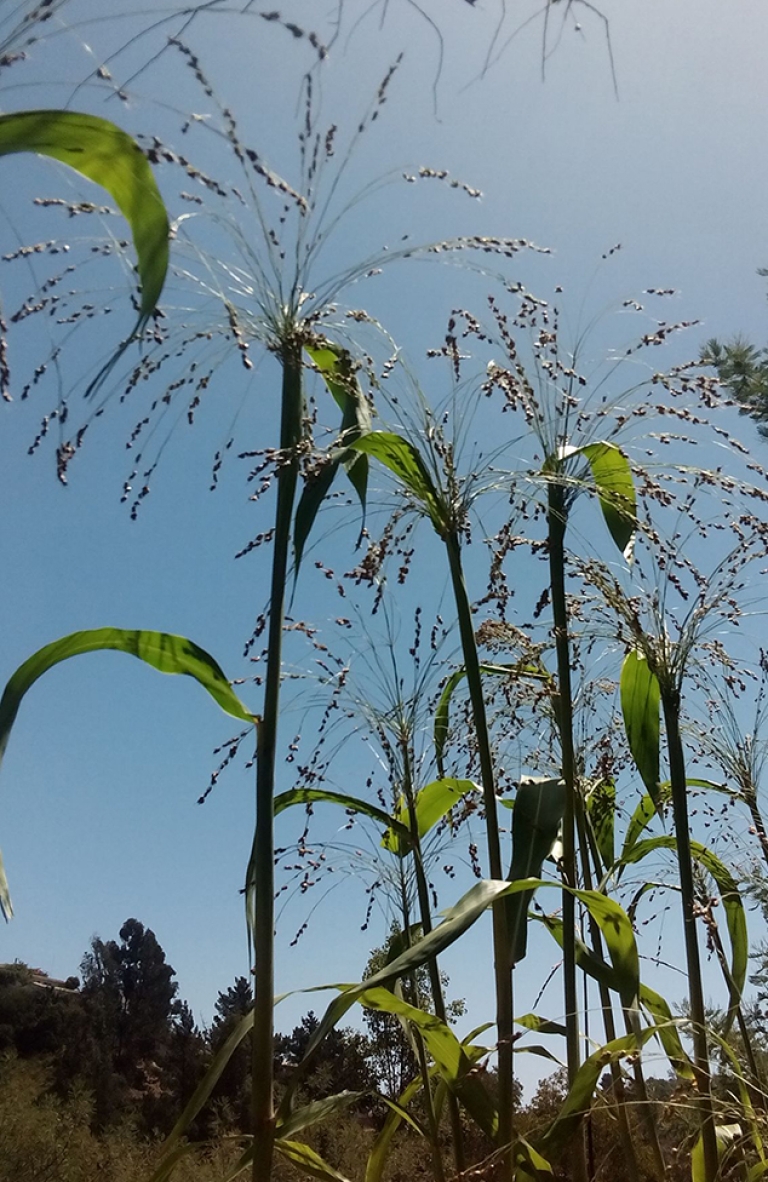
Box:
[701,266,768,437]
[209,975,254,1131]
[274,1010,377,1103]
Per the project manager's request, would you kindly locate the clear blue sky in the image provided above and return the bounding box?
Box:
[1,0,768,1096]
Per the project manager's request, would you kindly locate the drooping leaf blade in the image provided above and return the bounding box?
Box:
[351,432,445,533]
[577,441,637,559]
[620,649,660,807]
[277,1092,366,1139]
[0,627,255,920]
[0,110,169,327]
[275,1140,353,1182]
[619,836,746,1029]
[293,458,340,580]
[359,986,498,1139]
[381,777,475,855]
[434,662,550,776]
[273,786,411,846]
[506,777,566,964]
[293,343,373,578]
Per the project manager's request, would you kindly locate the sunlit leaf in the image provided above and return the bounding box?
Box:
[692,1124,742,1182]
[535,1029,658,1161]
[278,877,540,1118]
[273,785,410,845]
[619,836,746,1028]
[515,1013,568,1038]
[282,878,639,1117]
[294,343,372,577]
[535,908,692,1078]
[359,986,497,1138]
[639,984,694,1079]
[568,441,637,559]
[351,431,446,533]
[0,110,169,327]
[620,650,660,807]
[381,777,475,855]
[293,459,340,580]
[0,628,256,921]
[621,778,730,863]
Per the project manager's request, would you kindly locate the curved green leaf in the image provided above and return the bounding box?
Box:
[381,777,475,855]
[0,110,169,327]
[621,777,731,866]
[516,1013,568,1038]
[536,1029,658,1161]
[619,836,746,1026]
[294,344,372,579]
[434,662,550,776]
[535,911,693,1080]
[366,1074,428,1182]
[506,777,566,964]
[278,877,540,1119]
[293,459,340,580]
[150,1010,254,1181]
[620,649,660,806]
[351,432,446,534]
[275,1140,353,1182]
[277,1092,365,1139]
[281,878,639,1118]
[639,983,694,1080]
[359,986,497,1138]
[566,442,637,559]
[273,785,409,844]
[0,628,255,921]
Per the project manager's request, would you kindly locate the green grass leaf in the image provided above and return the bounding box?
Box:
[277,1092,366,1139]
[434,662,549,776]
[381,776,475,855]
[275,1140,353,1182]
[0,110,169,328]
[506,776,566,964]
[575,442,637,559]
[0,627,255,920]
[585,779,616,873]
[359,986,498,1138]
[619,836,746,1028]
[351,431,446,534]
[294,344,372,578]
[620,649,660,805]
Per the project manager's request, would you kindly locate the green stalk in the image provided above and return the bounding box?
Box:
[401,738,466,1176]
[546,481,588,1182]
[397,868,447,1182]
[444,530,515,1175]
[662,690,719,1182]
[252,339,304,1182]
[577,808,647,1181]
